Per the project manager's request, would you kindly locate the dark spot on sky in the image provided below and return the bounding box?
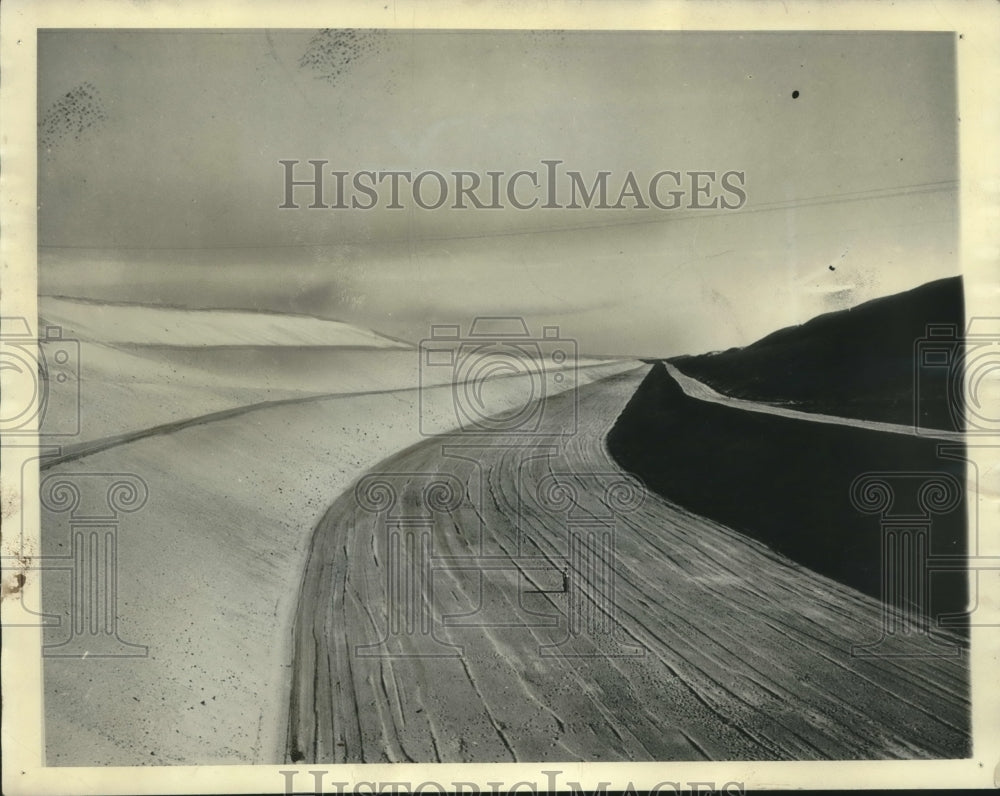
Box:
[298,29,388,87]
[38,82,108,153]
[792,90,800,99]
[829,265,836,271]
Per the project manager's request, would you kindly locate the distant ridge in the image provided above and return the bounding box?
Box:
[39,293,389,329]
[670,276,964,431]
[38,296,413,349]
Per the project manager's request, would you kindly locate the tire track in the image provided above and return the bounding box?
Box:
[286,366,970,762]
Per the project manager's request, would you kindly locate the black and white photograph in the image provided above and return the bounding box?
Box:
[2,2,998,793]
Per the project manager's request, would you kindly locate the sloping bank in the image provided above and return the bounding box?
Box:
[606,361,967,625]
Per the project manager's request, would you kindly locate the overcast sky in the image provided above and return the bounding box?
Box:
[38,30,959,355]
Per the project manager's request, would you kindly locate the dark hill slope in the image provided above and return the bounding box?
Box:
[670,276,964,431]
[608,277,968,626]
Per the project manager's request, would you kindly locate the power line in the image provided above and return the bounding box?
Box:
[39,179,957,252]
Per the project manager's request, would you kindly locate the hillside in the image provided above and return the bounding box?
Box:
[39,297,412,348]
[608,277,969,626]
[670,276,964,431]
[607,362,967,622]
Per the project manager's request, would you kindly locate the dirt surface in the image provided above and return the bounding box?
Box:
[39,345,637,766]
[287,368,970,763]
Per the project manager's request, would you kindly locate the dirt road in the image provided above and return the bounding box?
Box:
[287,367,969,763]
